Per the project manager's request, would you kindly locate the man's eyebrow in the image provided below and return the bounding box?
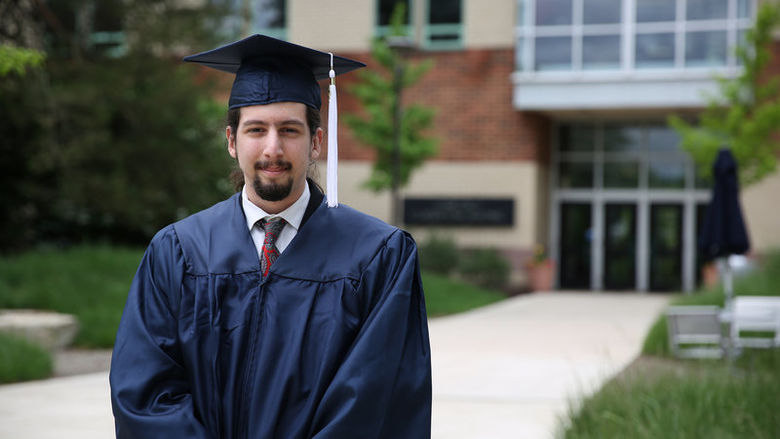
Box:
[279,119,306,126]
[240,119,267,126]
[240,119,305,127]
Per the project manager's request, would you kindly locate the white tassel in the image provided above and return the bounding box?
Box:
[327,53,339,208]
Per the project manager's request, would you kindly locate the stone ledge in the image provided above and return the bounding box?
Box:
[0,309,79,351]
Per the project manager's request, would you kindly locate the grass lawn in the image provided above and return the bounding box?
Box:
[563,250,780,439]
[0,332,52,384]
[0,244,507,383]
[422,272,506,316]
[562,354,780,439]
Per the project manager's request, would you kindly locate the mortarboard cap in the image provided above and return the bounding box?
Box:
[183,34,365,110]
[183,34,366,208]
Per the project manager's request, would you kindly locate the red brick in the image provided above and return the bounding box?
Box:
[328,49,551,164]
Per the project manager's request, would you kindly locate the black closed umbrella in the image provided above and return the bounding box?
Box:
[699,148,750,305]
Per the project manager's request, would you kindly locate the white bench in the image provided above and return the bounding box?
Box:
[667,306,726,359]
[729,296,780,350]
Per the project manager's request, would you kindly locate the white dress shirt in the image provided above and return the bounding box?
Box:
[242,183,310,260]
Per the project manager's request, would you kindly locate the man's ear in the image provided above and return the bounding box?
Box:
[310,127,323,160]
[226,126,237,159]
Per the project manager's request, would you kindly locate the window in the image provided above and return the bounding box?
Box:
[559,124,596,152]
[525,0,624,71]
[687,0,728,20]
[226,0,286,40]
[632,0,747,71]
[426,0,462,49]
[636,0,675,22]
[583,0,621,24]
[536,0,572,25]
[685,30,728,67]
[649,161,686,188]
[377,0,412,36]
[375,0,462,50]
[604,125,641,152]
[251,0,285,39]
[517,0,755,74]
[604,161,640,188]
[738,0,751,18]
[535,36,572,70]
[559,162,594,188]
[556,122,699,191]
[91,1,126,57]
[635,32,675,68]
[583,35,621,69]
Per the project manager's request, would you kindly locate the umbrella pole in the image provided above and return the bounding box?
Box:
[720,257,736,365]
[721,257,734,308]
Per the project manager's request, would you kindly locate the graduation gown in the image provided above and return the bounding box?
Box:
[109,182,432,439]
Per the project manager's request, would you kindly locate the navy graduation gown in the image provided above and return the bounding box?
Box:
[110,184,432,438]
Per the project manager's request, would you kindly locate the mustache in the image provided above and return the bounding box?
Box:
[254,160,292,171]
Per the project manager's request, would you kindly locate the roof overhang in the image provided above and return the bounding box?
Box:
[512,68,741,111]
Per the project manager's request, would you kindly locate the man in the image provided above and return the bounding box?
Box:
[109,35,432,439]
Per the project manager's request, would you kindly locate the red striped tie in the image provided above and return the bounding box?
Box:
[260,217,286,277]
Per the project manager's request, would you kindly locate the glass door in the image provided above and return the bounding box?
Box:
[650,204,683,291]
[559,203,592,289]
[604,203,637,290]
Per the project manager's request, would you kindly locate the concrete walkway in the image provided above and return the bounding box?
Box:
[0,292,669,439]
[430,292,669,438]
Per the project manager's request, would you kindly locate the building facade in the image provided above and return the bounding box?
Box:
[240,0,780,292]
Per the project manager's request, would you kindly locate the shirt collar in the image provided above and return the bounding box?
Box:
[241,182,310,231]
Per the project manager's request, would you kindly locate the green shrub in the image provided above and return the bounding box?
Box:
[457,248,510,290]
[0,332,52,384]
[418,234,459,275]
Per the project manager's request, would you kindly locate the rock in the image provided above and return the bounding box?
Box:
[0,309,79,351]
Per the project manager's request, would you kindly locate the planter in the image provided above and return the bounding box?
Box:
[702,262,719,288]
[529,260,555,292]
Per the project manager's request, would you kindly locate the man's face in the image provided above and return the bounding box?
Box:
[227,102,322,211]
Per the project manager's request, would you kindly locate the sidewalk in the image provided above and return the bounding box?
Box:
[0,292,668,439]
[0,372,112,439]
[430,292,669,438]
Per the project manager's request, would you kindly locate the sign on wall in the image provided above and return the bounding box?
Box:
[404,198,515,226]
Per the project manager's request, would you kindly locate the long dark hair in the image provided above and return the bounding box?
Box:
[226,105,322,192]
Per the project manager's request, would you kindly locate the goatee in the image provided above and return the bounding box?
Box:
[253,160,294,201]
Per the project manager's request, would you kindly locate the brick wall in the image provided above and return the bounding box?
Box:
[324,48,551,164]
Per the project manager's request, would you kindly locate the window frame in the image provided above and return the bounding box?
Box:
[376,0,414,39]
[422,0,464,50]
[516,0,754,74]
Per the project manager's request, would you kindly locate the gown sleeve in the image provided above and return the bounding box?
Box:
[308,230,432,439]
[109,227,212,439]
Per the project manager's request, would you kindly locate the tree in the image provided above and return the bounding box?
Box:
[343,3,438,201]
[0,45,44,76]
[0,0,234,250]
[669,2,780,186]
[0,43,51,250]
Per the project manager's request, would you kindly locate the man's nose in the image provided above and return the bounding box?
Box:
[264,130,284,157]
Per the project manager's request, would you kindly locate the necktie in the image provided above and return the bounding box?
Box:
[260,217,286,277]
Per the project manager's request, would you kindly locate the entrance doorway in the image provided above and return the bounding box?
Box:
[551,121,710,292]
[604,203,637,290]
[559,203,591,289]
[649,204,683,291]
